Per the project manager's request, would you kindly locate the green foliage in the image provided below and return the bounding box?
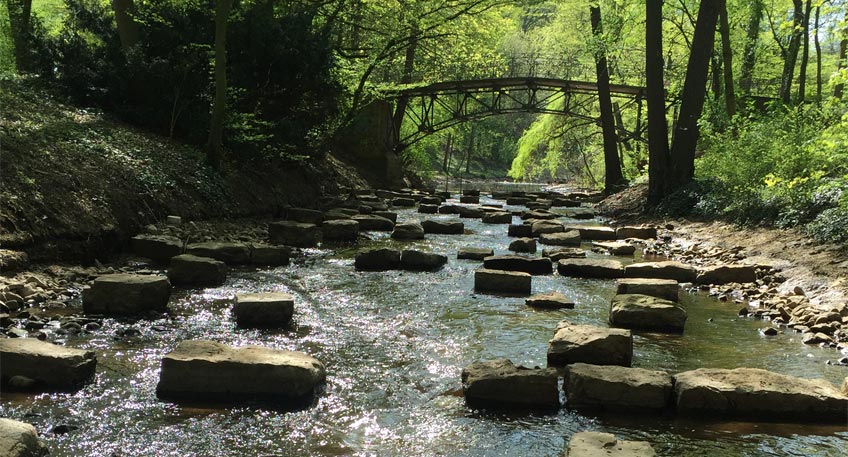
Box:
[0,1,15,76]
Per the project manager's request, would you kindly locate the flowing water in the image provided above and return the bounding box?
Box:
[1,195,847,456]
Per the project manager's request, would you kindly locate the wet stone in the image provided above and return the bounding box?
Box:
[625,261,697,283]
[422,220,464,235]
[592,241,636,256]
[233,292,294,328]
[564,363,673,412]
[355,248,401,271]
[400,250,448,271]
[461,359,559,411]
[483,255,552,275]
[322,219,360,242]
[509,238,536,254]
[564,432,656,457]
[616,278,679,302]
[615,226,658,240]
[0,338,97,391]
[482,212,512,224]
[0,418,49,457]
[525,292,574,309]
[82,274,171,315]
[168,254,227,286]
[474,268,532,295]
[609,294,687,333]
[391,222,425,240]
[539,230,581,247]
[457,247,494,261]
[268,222,320,248]
[542,247,587,262]
[557,259,624,279]
[186,241,252,264]
[352,215,394,231]
[547,321,632,367]
[508,224,533,238]
[131,234,183,263]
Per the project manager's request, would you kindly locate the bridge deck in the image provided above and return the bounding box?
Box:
[387,77,645,97]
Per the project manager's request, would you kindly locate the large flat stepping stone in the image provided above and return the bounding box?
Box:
[351,215,394,231]
[249,244,290,266]
[422,220,464,234]
[568,225,616,240]
[391,222,425,240]
[461,359,559,411]
[557,259,624,279]
[592,241,636,256]
[482,211,512,224]
[564,432,656,457]
[459,195,479,204]
[526,292,574,309]
[625,261,697,283]
[508,224,532,237]
[0,338,96,391]
[457,247,493,260]
[696,264,757,285]
[373,211,398,223]
[168,254,227,286]
[552,197,581,207]
[355,248,401,271]
[508,238,536,253]
[543,247,586,261]
[548,321,632,367]
[475,268,531,294]
[610,294,687,333]
[521,210,557,220]
[483,255,552,275]
[563,208,597,220]
[131,234,183,263]
[564,363,673,412]
[286,207,323,224]
[234,292,294,328]
[616,226,658,240]
[400,250,447,271]
[418,204,439,214]
[420,196,442,205]
[530,221,564,236]
[186,241,251,264]
[438,204,460,214]
[539,230,581,246]
[392,197,416,207]
[268,221,320,247]
[617,278,679,302]
[322,219,359,242]
[157,340,325,401]
[82,274,171,314]
[457,206,485,218]
[506,196,532,206]
[0,418,48,457]
[673,367,848,422]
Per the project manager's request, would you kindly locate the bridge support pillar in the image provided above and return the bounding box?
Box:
[333,101,405,189]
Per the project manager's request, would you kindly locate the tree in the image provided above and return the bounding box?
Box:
[739,0,763,96]
[719,0,735,115]
[112,0,139,49]
[835,3,848,99]
[207,0,234,170]
[779,0,804,103]
[798,0,813,101]
[814,3,821,101]
[7,0,32,71]
[646,0,669,204]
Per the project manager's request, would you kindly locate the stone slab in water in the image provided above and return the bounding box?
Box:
[392,197,416,207]
[351,215,394,231]
[157,340,325,401]
[531,221,565,237]
[461,359,559,411]
[268,221,320,248]
[372,211,398,223]
[249,244,290,266]
[0,338,96,390]
[355,248,401,271]
[233,292,294,328]
[475,268,532,294]
[422,220,464,235]
[673,367,848,422]
[457,247,493,260]
[696,265,757,285]
[418,204,439,214]
[82,274,171,314]
[564,432,656,457]
[552,198,581,208]
[168,254,227,286]
[506,197,531,206]
[543,247,587,262]
[616,226,658,240]
[420,196,441,205]
[564,363,673,412]
[186,241,251,264]
[0,418,48,457]
[521,210,557,220]
[482,212,512,224]
[391,222,425,240]
[322,219,359,242]
[540,230,581,246]
[131,234,182,263]
[557,259,624,279]
[562,208,597,220]
[457,206,485,218]
[616,278,679,302]
[483,255,552,275]
[509,238,536,253]
[609,294,687,333]
[508,224,532,237]
[624,261,697,283]
[592,241,636,256]
[400,250,447,271]
[526,292,574,309]
[568,226,616,241]
[286,207,323,224]
[548,321,632,367]
[459,195,480,204]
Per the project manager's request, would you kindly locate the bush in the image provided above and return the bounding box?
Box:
[806,205,848,244]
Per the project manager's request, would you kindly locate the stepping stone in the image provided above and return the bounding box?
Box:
[617,278,679,302]
[400,250,447,271]
[461,359,559,411]
[233,292,294,328]
[355,248,401,271]
[418,204,439,214]
[391,222,425,240]
[563,208,597,220]
[422,220,464,235]
[372,211,398,223]
[0,418,48,457]
[616,226,658,240]
[526,292,574,309]
[438,204,460,214]
[249,244,290,266]
[551,198,580,207]
[420,196,442,205]
[625,261,697,283]
[131,234,182,263]
[568,226,615,240]
[325,207,359,217]
[547,321,632,367]
[696,265,757,285]
[557,259,624,278]
[322,219,359,242]
[156,340,325,401]
[521,210,557,220]
[482,212,512,224]
[506,196,531,206]
[82,274,171,314]
[673,367,848,422]
[457,247,493,260]
[542,247,586,261]
[0,338,97,390]
[609,294,687,333]
[509,238,536,253]
[539,230,581,246]
[462,189,481,197]
[530,221,564,236]
[491,191,510,199]
[592,241,636,256]
[564,363,673,412]
[269,221,321,247]
[526,201,551,210]
[286,208,323,224]
[459,195,479,204]
[457,206,485,218]
[564,432,656,457]
[508,224,532,237]
[483,255,552,275]
[351,215,394,231]
[392,197,415,207]
[186,241,251,264]
[475,268,531,294]
[168,254,227,286]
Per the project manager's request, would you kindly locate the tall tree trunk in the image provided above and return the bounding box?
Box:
[779,0,804,104]
[739,0,762,96]
[815,5,822,101]
[206,0,233,170]
[646,0,669,205]
[798,0,812,101]
[719,0,736,116]
[112,0,140,49]
[834,6,847,99]
[7,0,32,71]
[591,5,626,194]
[710,50,722,100]
[391,25,418,148]
[668,0,720,192]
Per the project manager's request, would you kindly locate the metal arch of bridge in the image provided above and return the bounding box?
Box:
[383,77,646,152]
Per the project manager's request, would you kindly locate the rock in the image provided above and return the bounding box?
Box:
[421,220,464,235]
[438,204,460,214]
[287,207,324,224]
[355,248,401,271]
[615,226,658,240]
[186,241,251,264]
[562,208,597,220]
[526,292,574,309]
[461,359,559,411]
[0,418,48,457]
[761,327,779,336]
[463,189,481,197]
[166,215,182,226]
[392,197,416,207]
[457,247,494,260]
[802,332,833,345]
[592,241,636,256]
[564,363,673,412]
[557,259,624,279]
[506,196,531,206]
[373,211,398,223]
[673,367,848,422]
[547,321,632,367]
[457,206,485,218]
[400,250,448,271]
[474,268,532,294]
[418,204,439,214]
[624,261,697,283]
[459,195,479,204]
[249,244,290,266]
[391,222,425,240]
[420,196,441,205]
[322,219,360,242]
[323,210,352,222]
[352,215,395,231]
[610,294,687,333]
[509,238,537,253]
[0,338,96,390]
[542,247,587,262]
[564,432,656,457]
[508,224,533,237]
[616,278,679,302]
[131,234,183,263]
[82,274,171,314]
[521,210,557,220]
[483,255,552,275]
[167,254,227,286]
[530,221,564,237]
[539,230,581,246]
[696,265,757,285]
[233,292,294,328]
[268,222,321,248]
[482,212,512,224]
[552,198,581,208]
[157,340,325,401]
